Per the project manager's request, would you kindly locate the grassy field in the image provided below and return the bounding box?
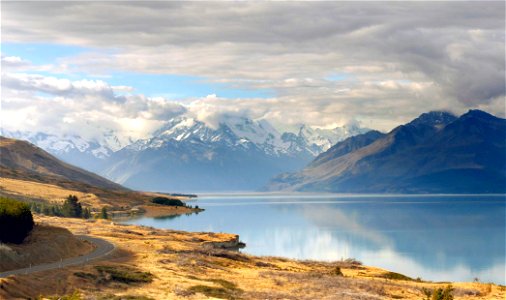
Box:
[1,215,503,299]
[0,178,198,219]
[0,177,103,207]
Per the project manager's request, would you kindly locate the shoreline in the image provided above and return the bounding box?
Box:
[1,215,504,299]
[138,204,204,218]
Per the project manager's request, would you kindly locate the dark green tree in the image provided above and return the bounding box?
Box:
[100,206,108,219]
[0,197,34,244]
[62,195,82,218]
[82,207,91,219]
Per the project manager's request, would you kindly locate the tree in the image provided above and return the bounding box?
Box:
[0,197,34,244]
[62,195,82,218]
[100,206,108,219]
[82,207,91,219]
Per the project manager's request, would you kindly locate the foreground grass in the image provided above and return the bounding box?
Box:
[1,215,504,300]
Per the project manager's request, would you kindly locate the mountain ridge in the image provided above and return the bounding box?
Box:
[4,116,368,191]
[266,109,506,193]
[0,136,126,192]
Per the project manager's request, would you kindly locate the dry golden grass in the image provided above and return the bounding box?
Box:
[0,177,102,207]
[1,215,503,300]
[0,178,197,215]
[0,224,94,272]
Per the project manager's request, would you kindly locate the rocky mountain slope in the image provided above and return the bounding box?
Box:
[266,110,506,193]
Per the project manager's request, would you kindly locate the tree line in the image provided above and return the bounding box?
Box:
[30,195,108,219]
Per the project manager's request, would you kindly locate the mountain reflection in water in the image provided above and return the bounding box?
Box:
[123,194,505,284]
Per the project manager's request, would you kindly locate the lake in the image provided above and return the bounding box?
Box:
[123,194,506,284]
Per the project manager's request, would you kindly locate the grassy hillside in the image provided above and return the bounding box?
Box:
[0,137,186,209]
[0,136,125,191]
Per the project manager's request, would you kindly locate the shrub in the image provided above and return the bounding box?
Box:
[423,285,454,300]
[0,197,34,244]
[187,278,242,299]
[381,271,413,281]
[95,265,153,283]
[152,197,185,207]
[46,290,82,300]
[333,266,344,276]
[188,285,232,299]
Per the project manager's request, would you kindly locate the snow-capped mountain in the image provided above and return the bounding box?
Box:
[127,116,367,157]
[0,130,120,173]
[1,116,369,192]
[294,123,369,155]
[102,116,369,191]
[2,130,111,158]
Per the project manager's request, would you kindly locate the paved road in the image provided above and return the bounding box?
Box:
[0,235,115,278]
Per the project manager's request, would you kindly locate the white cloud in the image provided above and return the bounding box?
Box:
[0,2,504,135]
[1,72,186,144]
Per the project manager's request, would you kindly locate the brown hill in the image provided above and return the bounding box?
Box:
[0,136,154,207]
[0,136,125,191]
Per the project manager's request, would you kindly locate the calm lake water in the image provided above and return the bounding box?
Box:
[124,194,506,284]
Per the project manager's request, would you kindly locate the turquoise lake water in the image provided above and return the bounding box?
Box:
[123,194,506,284]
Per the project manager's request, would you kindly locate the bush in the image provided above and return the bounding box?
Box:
[186,277,242,299]
[95,265,153,283]
[423,285,454,300]
[0,197,34,244]
[152,197,185,207]
[381,271,413,281]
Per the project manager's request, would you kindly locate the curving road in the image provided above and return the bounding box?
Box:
[0,235,115,278]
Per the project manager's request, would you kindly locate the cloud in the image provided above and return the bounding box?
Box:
[1,2,504,133]
[1,72,186,146]
[1,55,30,67]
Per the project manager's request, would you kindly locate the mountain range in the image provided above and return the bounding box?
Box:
[266,110,506,193]
[2,116,367,192]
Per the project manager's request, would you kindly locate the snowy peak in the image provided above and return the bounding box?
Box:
[1,130,113,159]
[140,116,288,155]
[408,111,457,128]
[156,117,211,142]
[132,116,369,157]
[223,116,279,145]
[296,123,370,155]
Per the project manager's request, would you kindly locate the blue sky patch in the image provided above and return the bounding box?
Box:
[1,42,89,65]
[2,42,274,99]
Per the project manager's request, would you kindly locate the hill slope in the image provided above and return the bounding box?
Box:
[266,110,506,193]
[0,136,125,191]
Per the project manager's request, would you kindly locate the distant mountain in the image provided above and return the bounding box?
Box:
[266,110,506,193]
[102,116,367,192]
[2,117,368,192]
[0,136,126,191]
[0,130,125,173]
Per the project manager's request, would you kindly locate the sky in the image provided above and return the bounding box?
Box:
[1,1,505,143]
